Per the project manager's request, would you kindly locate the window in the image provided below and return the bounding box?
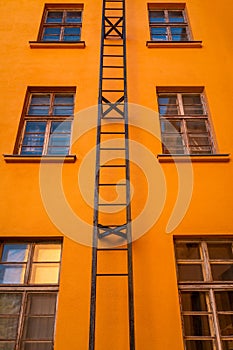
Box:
[149,5,190,41]
[157,89,215,154]
[38,5,83,42]
[175,238,233,350]
[15,88,75,156]
[0,240,62,350]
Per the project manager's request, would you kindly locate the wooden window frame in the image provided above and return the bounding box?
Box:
[14,87,76,156]
[0,239,62,350]
[157,89,215,155]
[38,4,83,43]
[175,238,233,350]
[148,4,191,42]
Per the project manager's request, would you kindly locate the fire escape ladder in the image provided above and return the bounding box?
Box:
[89,0,135,349]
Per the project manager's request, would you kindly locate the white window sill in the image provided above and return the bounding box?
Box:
[157,154,230,163]
[29,41,85,49]
[3,154,77,163]
[146,40,202,48]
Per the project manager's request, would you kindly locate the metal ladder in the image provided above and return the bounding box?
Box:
[89,0,135,349]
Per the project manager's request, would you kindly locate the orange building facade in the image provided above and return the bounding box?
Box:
[0,0,233,349]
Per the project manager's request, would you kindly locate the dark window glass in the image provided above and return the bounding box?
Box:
[2,244,28,262]
[168,11,185,23]
[219,315,233,336]
[222,340,233,350]
[46,11,63,23]
[171,27,188,41]
[215,291,233,311]
[175,243,201,260]
[160,120,182,133]
[66,11,82,23]
[211,264,233,281]
[151,27,167,41]
[185,340,214,350]
[181,292,208,311]
[208,243,233,259]
[149,11,165,23]
[177,264,203,281]
[183,315,211,336]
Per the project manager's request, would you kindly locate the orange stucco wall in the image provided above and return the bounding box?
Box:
[0,0,233,349]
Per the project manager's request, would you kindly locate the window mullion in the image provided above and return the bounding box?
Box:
[43,121,51,155]
[25,243,34,284]
[15,291,27,350]
[209,289,222,350]
[202,242,212,282]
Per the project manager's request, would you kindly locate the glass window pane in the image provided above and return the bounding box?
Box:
[26,294,57,315]
[25,122,46,133]
[66,11,82,23]
[208,243,233,259]
[219,315,233,336]
[186,120,207,133]
[0,318,19,339]
[0,343,15,350]
[177,264,203,281]
[23,135,45,147]
[22,317,55,340]
[181,292,208,311]
[159,105,179,115]
[189,146,212,154]
[211,264,233,281]
[215,291,233,311]
[30,264,59,284]
[175,242,201,259]
[47,147,70,155]
[151,27,167,41]
[30,95,50,105]
[44,28,61,35]
[149,11,165,23]
[21,343,53,350]
[46,11,63,23]
[28,106,50,115]
[0,293,22,314]
[42,35,60,42]
[162,135,183,148]
[168,10,185,23]
[160,120,181,133]
[21,147,43,155]
[50,121,71,134]
[171,27,188,41]
[53,106,74,115]
[51,121,71,133]
[159,96,177,104]
[64,27,80,35]
[0,265,25,284]
[49,135,70,146]
[186,340,214,350]
[63,35,80,42]
[188,136,210,146]
[183,315,211,336]
[1,244,28,262]
[33,244,61,262]
[222,340,233,350]
[54,94,74,105]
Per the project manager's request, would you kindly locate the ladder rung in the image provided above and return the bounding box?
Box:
[96,273,128,277]
[98,203,127,206]
[100,147,126,150]
[103,54,124,57]
[99,183,126,186]
[102,89,124,92]
[100,131,125,134]
[105,8,123,10]
[100,164,126,167]
[97,248,128,251]
[101,117,124,120]
[103,65,124,68]
[104,44,123,46]
[102,77,124,80]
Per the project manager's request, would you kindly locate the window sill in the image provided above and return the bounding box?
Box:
[29,41,85,49]
[3,155,77,163]
[157,154,230,163]
[146,40,202,48]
